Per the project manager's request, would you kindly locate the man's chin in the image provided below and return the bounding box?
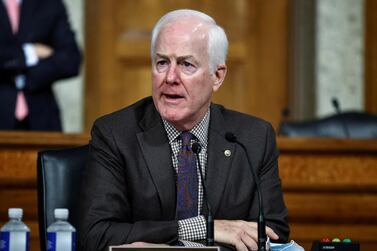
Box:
[160,113,188,130]
[161,114,181,124]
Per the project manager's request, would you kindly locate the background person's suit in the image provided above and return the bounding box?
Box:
[79,97,290,251]
[0,0,81,130]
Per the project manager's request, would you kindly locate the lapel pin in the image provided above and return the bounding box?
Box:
[224,149,231,157]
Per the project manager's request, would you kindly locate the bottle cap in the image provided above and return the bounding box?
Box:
[320,237,331,243]
[8,208,23,219]
[54,208,69,220]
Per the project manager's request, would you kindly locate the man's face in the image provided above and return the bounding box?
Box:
[152,18,223,131]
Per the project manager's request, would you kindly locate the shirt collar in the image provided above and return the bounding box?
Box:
[163,109,210,148]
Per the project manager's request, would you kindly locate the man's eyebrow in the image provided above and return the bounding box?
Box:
[177,55,195,61]
[155,53,168,59]
[155,53,195,61]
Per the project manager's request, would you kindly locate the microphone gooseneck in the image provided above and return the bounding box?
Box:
[192,142,214,246]
[225,132,267,251]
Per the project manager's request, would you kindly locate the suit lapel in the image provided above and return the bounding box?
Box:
[0,0,38,40]
[136,103,176,219]
[206,105,235,215]
[0,1,14,35]
[135,101,237,218]
[18,0,38,40]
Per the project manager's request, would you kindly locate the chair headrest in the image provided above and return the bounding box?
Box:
[279,111,377,138]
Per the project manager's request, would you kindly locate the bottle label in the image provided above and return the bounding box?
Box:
[47,232,76,251]
[0,231,29,251]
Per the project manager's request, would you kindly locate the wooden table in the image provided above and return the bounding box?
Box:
[0,131,89,251]
[278,137,377,250]
[1,132,376,250]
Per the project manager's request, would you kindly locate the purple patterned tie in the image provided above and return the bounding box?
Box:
[176,132,198,219]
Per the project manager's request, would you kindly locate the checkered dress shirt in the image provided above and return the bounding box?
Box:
[162,110,210,242]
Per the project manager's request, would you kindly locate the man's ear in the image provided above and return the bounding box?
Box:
[212,64,227,92]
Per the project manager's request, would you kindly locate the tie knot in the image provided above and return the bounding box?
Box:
[180,132,193,147]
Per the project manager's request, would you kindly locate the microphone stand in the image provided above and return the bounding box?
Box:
[331,97,350,138]
[192,143,214,246]
[225,133,267,251]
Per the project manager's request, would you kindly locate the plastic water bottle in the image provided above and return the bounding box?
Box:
[0,208,30,251]
[47,209,76,251]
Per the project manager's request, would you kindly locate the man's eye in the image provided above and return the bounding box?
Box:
[180,61,197,74]
[156,60,168,72]
[183,62,193,67]
[157,60,167,66]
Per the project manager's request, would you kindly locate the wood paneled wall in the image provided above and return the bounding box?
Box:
[85,0,377,130]
[84,0,289,131]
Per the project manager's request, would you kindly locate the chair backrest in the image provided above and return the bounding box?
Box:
[37,144,89,251]
[279,111,377,138]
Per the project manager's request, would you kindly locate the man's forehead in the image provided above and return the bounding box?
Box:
[162,16,209,35]
[154,35,207,60]
[153,17,209,59]
[157,21,208,48]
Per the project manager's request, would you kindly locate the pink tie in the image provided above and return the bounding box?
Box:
[5,0,20,33]
[6,0,29,121]
[15,91,28,120]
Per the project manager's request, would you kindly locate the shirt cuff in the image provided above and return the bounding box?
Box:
[178,215,206,241]
[23,43,39,67]
[178,240,205,247]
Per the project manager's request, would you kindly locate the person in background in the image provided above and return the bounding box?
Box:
[79,9,289,251]
[0,0,81,131]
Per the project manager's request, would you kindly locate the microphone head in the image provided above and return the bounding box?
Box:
[331,97,339,109]
[192,142,202,154]
[282,107,290,118]
[225,132,237,143]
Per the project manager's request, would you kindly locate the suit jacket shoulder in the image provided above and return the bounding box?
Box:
[210,103,275,142]
[92,97,159,136]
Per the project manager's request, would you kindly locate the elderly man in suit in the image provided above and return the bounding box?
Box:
[0,0,81,131]
[79,9,289,251]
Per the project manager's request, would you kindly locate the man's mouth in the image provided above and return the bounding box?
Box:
[164,93,184,99]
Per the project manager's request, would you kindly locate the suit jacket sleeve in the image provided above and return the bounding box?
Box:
[251,123,289,242]
[0,0,81,91]
[25,0,81,92]
[79,119,178,251]
[0,44,27,75]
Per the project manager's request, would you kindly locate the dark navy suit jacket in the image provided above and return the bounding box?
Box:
[0,0,81,130]
[79,97,289,251]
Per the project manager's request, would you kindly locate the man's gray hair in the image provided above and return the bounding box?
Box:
[150,9,228,72]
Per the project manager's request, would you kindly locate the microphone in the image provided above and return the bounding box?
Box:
[277,107,290,136]
[331,97,350,138]
[281,107,290,121]
[192,142,214,246]
[331,97,341,115]
[225,132,267,251]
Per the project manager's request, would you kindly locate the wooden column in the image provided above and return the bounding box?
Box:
[365,0,377,114]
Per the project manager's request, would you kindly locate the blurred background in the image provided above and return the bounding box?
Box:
[56,0,376,133]
[2,1,377,250]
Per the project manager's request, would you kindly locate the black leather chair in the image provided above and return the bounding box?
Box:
[279,111,377,138]
[37,144,89,251]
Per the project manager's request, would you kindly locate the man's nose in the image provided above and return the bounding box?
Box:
[166,64,179,84]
